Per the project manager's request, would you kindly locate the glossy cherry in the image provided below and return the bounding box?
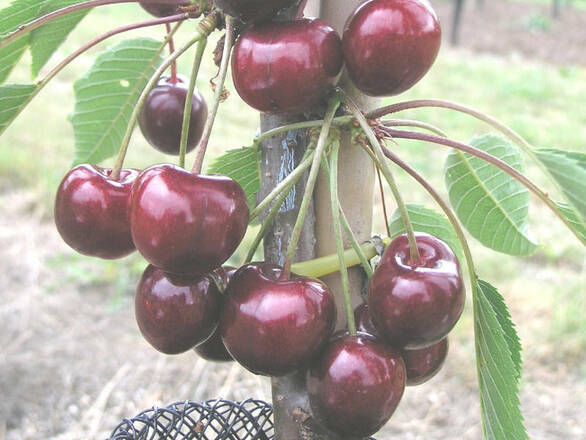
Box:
[232,18,343,114]
[54,165,138,259]
[214,0,296,24]
[368,233,465,348]
[135,264,221,354]
[220,263,336,376]
[129,164,249,276]
[138,76,207,155]
[307,333,406,438]
[139,1,189,17]
[343,0,442,96]
[194,267,236,362]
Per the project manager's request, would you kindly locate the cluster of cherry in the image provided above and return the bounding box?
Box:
[53,1,465,437]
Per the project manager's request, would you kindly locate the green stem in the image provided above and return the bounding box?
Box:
[281,96,342,279]
[343,93,421,264]
[191,16,234,174]
[376,166,392,237]
[178,37,207,168]
[386,128,586,246]
[328,140,357,335]
[381,118,448,138]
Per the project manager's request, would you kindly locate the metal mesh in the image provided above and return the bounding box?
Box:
[108,399,274,440]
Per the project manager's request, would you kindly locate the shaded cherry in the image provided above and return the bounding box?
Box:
[138,76,207,155]
[139,1,189,17]
[194,266,237,362]
[129,164,249,276]
[368,232,464,348]
[343,0,441,96]
[54,165,138,259]
[307,332,406,438]
[231,18,343,114]
[220,262,336,376]
[214,0,296,24]
[135,264,221,354]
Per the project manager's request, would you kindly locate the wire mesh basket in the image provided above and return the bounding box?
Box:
[109,399,274,440]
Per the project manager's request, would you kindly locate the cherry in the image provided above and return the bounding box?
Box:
[307,333,406,438]
[138,76,208,156]
[139,1,189,17]
[214,0,296,24]
[135,264,221,354]
[343,0,442,96]
[368,233,465,348]
[129,164,249,276]
[355,302,449,386]
[194,266,236,362]
[220,262,336,376]
[54,165,138,259]
[231,18,343,114]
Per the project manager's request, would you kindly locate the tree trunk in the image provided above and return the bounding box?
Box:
[259,1,379,438]
[452,0,465,46]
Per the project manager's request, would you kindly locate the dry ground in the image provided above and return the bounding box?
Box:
[1,1,585,439]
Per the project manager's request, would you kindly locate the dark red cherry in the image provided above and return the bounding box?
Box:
[343,0,441,96]
[214,0,296,24]
[402,337,448,386]
[138,76,207,155]
[139,1,189,17]
[220,262,336,376]
[129,164,249,276]
[231,18,343,114]
[54,165,138,259]
[354,302,379,336]
[194,267,237,362]
[307,333,406,438]
[135,265,221,354]
[368,233,465,348]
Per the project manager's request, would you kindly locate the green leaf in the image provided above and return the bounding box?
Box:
[445,134,538,256]
[536,148,586,222]
[30,1,89,77]
[388,204,463,261]
[475,279,527,440]
[0,83,37,134]
[554,201,586,242]
[70,38,164,165]
[207,146,261,210]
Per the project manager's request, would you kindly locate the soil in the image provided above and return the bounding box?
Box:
[1,1,585,440]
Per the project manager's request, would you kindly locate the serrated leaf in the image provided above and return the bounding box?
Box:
[536,148,586,223]
[445,134,537,256]
[207,146,261,210]
[475,279,527,440]
[70,38,164,165]
[554,201,586,242]
[388,204,463,261]
[30,1,89,77]
[0,83,37,134]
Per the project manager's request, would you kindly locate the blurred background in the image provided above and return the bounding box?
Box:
[0,0,584,438]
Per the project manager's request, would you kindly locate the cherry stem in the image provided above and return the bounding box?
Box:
[296,0,310,18]
[342,92,421,264]
[165,22,178,84]
[380,118,448,138]
[281,96,342,279]
[111,15,216,180]
[191,16,234,175]
[385,128,586,246]
[0,0,186,50]
[376,166,391,237]
[250,151,316,222]
[327,140,357,336]
[178,37,207,168]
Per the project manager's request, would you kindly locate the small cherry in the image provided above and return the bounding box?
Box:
[138,76,208,155]
[307,333,406,438]
[220,263,336,376]
[135,265,221,354]
[214,0,296,24]
[54,165,138,259]
[129,164,249,276]
[232,18,343,114]
[343,0,442,96]
[368,232,465,348]
[139,1,189,17]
